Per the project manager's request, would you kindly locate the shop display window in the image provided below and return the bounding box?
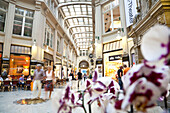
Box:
[9,54,30,76]
[103,50,123,81]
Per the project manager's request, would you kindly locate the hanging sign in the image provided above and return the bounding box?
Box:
[124,0,137,27]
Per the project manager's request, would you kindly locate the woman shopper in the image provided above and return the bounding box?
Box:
[45,66,55,99]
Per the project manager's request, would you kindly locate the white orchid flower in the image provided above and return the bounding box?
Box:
[141,24,170,66]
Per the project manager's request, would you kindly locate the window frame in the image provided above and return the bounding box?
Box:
[13,7,34,37]
[102,0,121,33]
[44,23,54,48]
[0,1,8,32]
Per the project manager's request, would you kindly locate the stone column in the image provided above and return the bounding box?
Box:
[95,5,103,59]
[3,1,16,58]
[60,34,64,79]
[53,25,58,64]
[31,1,46,62]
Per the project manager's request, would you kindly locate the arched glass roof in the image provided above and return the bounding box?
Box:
[57,0,93,49]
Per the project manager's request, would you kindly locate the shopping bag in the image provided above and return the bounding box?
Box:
[31,81,33,91]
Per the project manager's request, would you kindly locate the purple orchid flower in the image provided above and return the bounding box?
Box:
[85,69,120,112]
[58,85,82,113]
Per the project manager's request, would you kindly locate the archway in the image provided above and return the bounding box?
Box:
[79,60,89,75]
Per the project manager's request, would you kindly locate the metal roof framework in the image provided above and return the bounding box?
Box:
[57,0,93,49]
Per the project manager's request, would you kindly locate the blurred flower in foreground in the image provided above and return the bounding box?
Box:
[115,24,170,112]
[86,70,120,111]
[58,86,81,113]
[141,24,170,66]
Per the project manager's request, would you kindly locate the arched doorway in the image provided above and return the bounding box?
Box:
[79,60,89,75]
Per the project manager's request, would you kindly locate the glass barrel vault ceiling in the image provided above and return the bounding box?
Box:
[58,0,93,49]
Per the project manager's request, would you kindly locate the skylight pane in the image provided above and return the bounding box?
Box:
[90,27,93,31]
[82,34,85,37]
[76,12,81,15]
[78,18,83,22]
[88,12,92,15]
[82,8,86,11]
[65,12,70,16]
[88,8,92,11]
[69,7,74,12]
[82,11,87,15]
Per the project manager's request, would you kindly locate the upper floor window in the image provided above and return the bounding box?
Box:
[0,1,8,32]
[102,0,121,33]
[46,0,57,15]
[57,36,61,53]
[13,7,34,37]
[44,23,54,48]
[80,50,88,56]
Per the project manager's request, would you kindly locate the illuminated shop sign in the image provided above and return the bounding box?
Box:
[109,55,122,61]
[124,0,137,27]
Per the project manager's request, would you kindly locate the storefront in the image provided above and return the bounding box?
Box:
[55,57,62,78]
[96,58,103,78]
[9,45,31,79]
[62,61,67,79]
[103,40,123,80]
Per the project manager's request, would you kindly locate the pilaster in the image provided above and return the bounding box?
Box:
[31,1,45,62]
[3,2,15,58]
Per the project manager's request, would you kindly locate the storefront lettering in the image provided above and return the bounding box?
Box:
[109,55,121,61]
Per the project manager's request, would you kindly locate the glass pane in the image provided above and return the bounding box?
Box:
[104,11,111,33]
[0,1,8,10]
[112,6,121,29]
[57,40,59,52]
[13,15,23,35]
[24,18,33,37]
[50,34,53,48]
[0,11,6,32]
[47,32,50,46]
[15,8,24,15]
[25,10,34,17]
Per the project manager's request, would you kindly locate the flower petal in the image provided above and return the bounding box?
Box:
[141,24,170,63]
[93,70,98,82]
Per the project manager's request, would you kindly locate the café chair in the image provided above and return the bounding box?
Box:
[24,80,32,90]
[11,80,19,91]
[2,80,11,91]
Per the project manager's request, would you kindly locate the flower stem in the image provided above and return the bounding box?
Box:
[130,104,133,113]
[164,96,167,110]
[89,104,92,113]
[82,92,87,113]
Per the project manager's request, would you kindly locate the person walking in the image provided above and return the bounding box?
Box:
[69,70,75,89]
[45,66,55,99]
[69,70,75,80]
[33,64,45,98]
[123,64,130,75]
[83,73,87,81]
[77,69,82,89]
[117,66,123,90]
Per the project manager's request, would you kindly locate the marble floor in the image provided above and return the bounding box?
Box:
[0,81,168,113]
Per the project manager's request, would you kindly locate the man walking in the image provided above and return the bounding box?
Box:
[33,64,45,98]
[77,69,82,90]
[117,66,123,90]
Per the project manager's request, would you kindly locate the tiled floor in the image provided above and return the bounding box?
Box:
[0,81,168,113]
